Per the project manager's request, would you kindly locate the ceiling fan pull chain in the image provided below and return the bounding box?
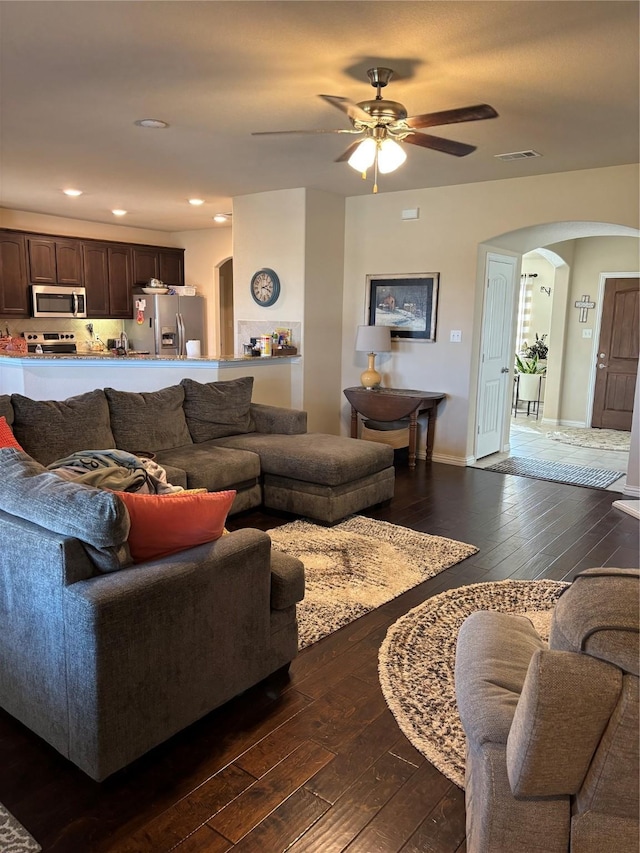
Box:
[373,151,379,194]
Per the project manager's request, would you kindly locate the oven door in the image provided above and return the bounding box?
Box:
[31,285,87,318]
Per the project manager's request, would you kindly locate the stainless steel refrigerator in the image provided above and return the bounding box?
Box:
[125,294,206,357]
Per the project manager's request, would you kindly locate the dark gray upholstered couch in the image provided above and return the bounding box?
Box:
[0,377,393,781]
[0,444,305,781]
[2,376,395,524]
[455,568,639,853]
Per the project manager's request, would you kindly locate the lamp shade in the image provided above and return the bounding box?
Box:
[348,138,377,172]
[355,325,392,353]
[377,138,407,174]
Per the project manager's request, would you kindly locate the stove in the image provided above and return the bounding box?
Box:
[21,331,77,354]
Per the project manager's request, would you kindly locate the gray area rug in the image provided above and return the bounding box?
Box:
[547,426,631,451]
[0,804,41,852]
[379,579,567,788]
[484,456,624,489]
[269,516,478,649]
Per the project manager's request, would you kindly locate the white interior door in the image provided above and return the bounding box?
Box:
[475,254,517,459]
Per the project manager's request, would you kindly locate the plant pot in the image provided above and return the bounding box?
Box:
[518,373,542,402]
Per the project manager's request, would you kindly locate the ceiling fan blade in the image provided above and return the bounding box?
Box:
[319,94,372,124]
[252,128,360,136]
[335,140,365,163]
[405,104,498,129]
[404,132,477,157]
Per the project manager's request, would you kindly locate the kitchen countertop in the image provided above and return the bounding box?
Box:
[0,352,300,363]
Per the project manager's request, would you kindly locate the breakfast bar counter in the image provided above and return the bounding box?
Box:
[0,352,303,409]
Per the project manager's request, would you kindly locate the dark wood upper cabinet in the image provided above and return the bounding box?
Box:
[83,243,133,318]
[133,248,159,285]
[0,232,29,316]
[134,246,184,287]
[27,237,82,285]
[108,245,133,318]
[82,244,110,316]
[159,250,184,287]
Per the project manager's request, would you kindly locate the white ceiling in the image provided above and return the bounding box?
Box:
[1,1,638,233]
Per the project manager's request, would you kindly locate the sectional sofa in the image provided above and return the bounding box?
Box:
[0,376,394,780]
[2,375,395,525]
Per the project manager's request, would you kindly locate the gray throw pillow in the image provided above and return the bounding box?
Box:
[11,389,116,466]
[181,376,256,442]
[0,394,13,425]
[105,385,192,452]
[0,448,131,573]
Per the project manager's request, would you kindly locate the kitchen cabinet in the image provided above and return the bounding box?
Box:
[133,247,184,287]
[27,236,83,285]
[82,243,133,318]
[0,232,29,316]
[0,229,184,319]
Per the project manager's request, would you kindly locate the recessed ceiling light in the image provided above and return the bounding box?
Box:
[63,188,83,197]
[188,198,205,206]
[134,118,169,129]
[213,213,231,223]
[112,209,127,216]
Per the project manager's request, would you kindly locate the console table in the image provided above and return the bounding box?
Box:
[344,387,446,469]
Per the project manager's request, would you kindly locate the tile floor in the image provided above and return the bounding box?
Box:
[473,414,629,492]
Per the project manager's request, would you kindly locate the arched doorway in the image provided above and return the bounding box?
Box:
[474,221,639,471]
[218,257,234,356]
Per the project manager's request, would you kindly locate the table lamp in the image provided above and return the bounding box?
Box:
[355,325,392,389]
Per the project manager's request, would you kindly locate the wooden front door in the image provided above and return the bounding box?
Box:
[592,277,639,430]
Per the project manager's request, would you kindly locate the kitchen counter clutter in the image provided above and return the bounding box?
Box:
[0,350,300,361]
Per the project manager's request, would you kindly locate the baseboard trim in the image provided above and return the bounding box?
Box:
[613,498,640,519]
[622,484,640,498]
[431,453,470,467]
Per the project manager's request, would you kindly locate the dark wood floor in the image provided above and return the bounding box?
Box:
[1,462,638,853]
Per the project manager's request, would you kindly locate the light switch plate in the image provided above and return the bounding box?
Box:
[401,208,419,220]
[450,330,462,342]
[582,328,593,338]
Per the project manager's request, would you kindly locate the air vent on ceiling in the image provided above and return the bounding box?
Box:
[494,150,542,161]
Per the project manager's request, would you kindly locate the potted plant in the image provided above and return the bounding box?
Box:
[515,352,546,402]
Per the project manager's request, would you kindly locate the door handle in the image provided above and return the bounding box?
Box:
[598,363,606,369]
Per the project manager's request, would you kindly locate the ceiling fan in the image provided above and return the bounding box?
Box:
[253,68,498,192]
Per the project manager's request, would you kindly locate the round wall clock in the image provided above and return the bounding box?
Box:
[250,268,281,307]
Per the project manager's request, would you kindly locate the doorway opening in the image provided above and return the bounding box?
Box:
[218,258,234,356]
[473,223,639,489]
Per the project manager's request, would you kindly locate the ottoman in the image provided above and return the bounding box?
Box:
[212,432,395,524]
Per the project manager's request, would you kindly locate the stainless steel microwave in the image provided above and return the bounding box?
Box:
[30,285,87,318]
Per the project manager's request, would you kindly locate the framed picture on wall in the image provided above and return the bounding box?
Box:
[367,273,439,340]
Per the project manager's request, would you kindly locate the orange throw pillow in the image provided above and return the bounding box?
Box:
[115,489,236,563]
[0,416,23,450]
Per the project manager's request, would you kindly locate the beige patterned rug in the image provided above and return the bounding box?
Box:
[268,517,478,649]
[378,579,568,788]
[547,426,630,451]
[0,804,41,852]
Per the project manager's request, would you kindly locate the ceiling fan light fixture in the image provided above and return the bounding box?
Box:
[377,138,407,174]
[348,137,377,172]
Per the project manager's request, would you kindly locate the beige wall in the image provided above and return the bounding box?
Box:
[0,208,180,246]
[173,227,232,357]
[343,164,640,462]
[232,187,344,430]
[546,236,639,425]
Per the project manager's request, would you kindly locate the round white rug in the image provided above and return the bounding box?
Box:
[378,579,568,788]
[547,427,630,451]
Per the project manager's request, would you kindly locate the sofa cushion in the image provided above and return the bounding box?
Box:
[0,394,13,425]
[0,416,23,450]
[213,433,394,486]
[115,489,236,563]
[11,389,116,466]
[0,448,131,572]
[181,376,256,442]
[105,385,192,453]
[154,442,261,491]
